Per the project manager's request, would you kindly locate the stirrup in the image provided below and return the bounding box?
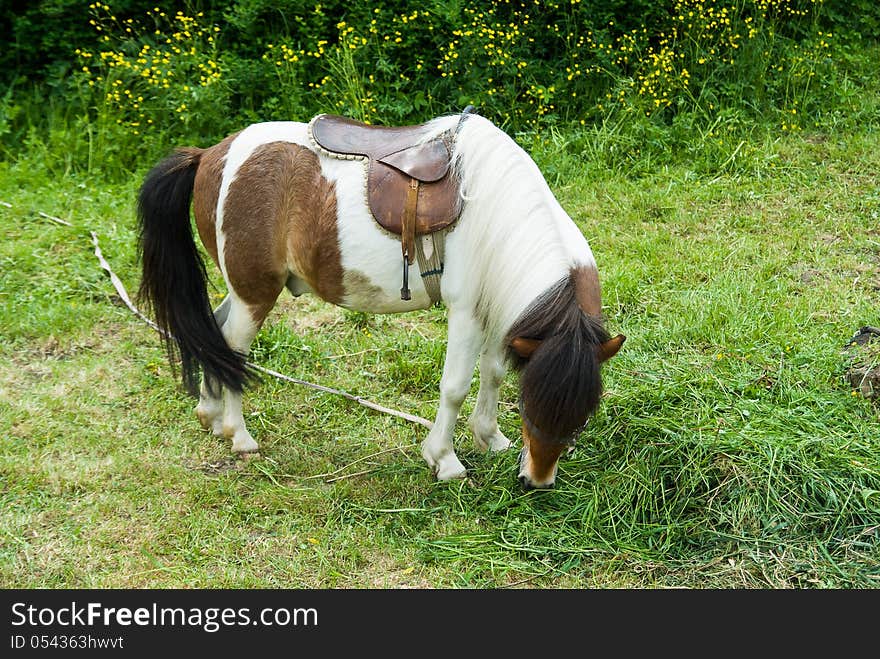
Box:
[400,253,411,301]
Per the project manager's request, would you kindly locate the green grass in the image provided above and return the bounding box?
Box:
[1,122,879,588]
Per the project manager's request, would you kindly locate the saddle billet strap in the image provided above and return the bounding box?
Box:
[400,178,419,300]
[405,108,471,305]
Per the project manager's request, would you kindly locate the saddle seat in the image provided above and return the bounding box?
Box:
[309,113,462,238]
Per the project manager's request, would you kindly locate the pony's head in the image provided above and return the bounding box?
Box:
[506,266,624,489]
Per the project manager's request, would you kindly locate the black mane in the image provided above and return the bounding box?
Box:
[506,272,610,440]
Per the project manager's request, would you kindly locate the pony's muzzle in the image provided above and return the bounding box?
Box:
[517,446,556,490]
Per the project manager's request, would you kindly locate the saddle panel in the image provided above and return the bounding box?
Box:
[310,113,463,237]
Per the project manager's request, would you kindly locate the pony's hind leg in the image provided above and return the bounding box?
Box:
[469,346,512,453]
[421,308,482,480]
[196,376,225,436]
[217,294,276,454]
[196,296,231,436]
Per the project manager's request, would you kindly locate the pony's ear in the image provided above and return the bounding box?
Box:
[597,334,626,363]
[510,337,541,359]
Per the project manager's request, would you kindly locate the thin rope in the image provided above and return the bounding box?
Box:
[89,231,434,430]
[1,198,434,431]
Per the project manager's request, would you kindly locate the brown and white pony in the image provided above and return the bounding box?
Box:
[137,112,624,489]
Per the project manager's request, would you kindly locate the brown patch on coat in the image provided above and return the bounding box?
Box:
[220,141,342,323]
[343,270,384,300]
[571,264,602,316]
[282,146,343,305]
[192,132,239,267]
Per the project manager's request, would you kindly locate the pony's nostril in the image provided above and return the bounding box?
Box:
[521,476,555,491]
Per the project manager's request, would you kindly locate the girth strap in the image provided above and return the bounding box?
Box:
[415,231,445,306]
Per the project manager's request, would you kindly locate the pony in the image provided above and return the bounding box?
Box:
[136,110,625,489]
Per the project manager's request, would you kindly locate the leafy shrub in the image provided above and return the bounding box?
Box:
[2,0,878,176]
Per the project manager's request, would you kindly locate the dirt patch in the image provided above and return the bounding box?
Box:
[845,326,880,399]
[186,457,246,475]
[362,553,437,589]
[9,321,140,368]
[270,295,346,331]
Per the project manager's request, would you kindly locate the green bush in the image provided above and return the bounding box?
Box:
[1,0,878,176]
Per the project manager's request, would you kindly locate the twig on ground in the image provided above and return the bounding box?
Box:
[39,211,73,226]
[324,468,380,483]
[2,200,72,227]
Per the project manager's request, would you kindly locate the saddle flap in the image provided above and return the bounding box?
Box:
[377,140,451,182]
[368,164,462,235]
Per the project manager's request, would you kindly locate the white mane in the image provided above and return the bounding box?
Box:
[424,113,596,342]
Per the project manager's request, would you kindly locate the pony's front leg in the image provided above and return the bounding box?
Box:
[469,346,512,453]
[421,309,482,481]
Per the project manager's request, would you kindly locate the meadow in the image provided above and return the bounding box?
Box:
[1,0,878,588]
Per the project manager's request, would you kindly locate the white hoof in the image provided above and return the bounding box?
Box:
[421,440,467,481]
[474,431,512,453]
[434,454,467,481]
[230,429,259,454]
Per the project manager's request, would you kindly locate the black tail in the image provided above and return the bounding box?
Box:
[136,149,251,396]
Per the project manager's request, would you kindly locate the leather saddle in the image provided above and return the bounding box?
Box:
[310,112,467,299]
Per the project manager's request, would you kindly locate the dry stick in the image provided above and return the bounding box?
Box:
[502,564,556,589]
[90,231,434,431]
[2,199,73,226]
[240,445,412,483]
[91,232,161,333]
[2,200,73,227]
[325,348,381,360]
[251,363,433,430]
[39,211,73,227]
[324,468,380,483]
